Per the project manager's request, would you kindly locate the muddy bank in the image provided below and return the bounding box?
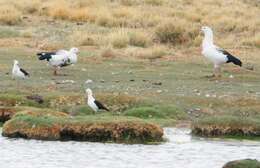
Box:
[192,116,260,138]
[223,159,260,168]
[0,107,17,123]
[2,114,164,143]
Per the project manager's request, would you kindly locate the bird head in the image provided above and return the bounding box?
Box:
[13,60,19,66]
[85,88,93,96]
[201,26,213,35]
[70,47,79,54]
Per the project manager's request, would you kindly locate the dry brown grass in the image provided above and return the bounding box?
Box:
[126,46,167,60]
[0,0,259,59]
[129,31,152,47]
[100,47,118,58]
[242,33,260,48]
[109,30,129,48]
[2,114,164,143]
[0,4,21,25]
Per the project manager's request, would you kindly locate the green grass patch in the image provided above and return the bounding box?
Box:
[124,105,187,120]
[192,115,260,138]
[0,27,20,38]
[3,113,164,143]
[223,159,260,168]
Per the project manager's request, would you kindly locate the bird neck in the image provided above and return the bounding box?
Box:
[13,64,19,72]
[202,32,214,49]
[87,94,95,102]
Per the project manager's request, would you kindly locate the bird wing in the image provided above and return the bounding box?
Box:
[94,100,109,111]
[216,47,242,66]
[49,54,69,66]
[56,50,69,56]
[37,52,56,61]
[20,68,30,76]
[216,47,233,58]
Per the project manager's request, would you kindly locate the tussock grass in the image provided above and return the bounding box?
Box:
[2,113,164,143]
[243,33,260,48]
[0,0,258,51]
[192,115,260,138]
[155,19,198,45]
[0,5,21,25]
[13,0,40,14]
[144,0,164,6]
[124,105,187,120]
[129,31,151,47]
[133,46,167,60]
[100,47,118,58]
[109,30,129,48]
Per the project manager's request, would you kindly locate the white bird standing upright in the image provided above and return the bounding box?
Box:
[36,47,79,75]
[12,60,30,79]
[85,88,109,113]
[201,26,242,77]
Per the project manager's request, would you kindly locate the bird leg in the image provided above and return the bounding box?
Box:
[53,67,58,76]
[213,65,221,78]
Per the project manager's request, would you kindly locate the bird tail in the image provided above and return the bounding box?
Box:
[104,107,109,111]
[227,55,242,67]
[37,53,52,61]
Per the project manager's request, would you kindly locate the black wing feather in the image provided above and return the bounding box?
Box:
[37,52,56,61]
[20,68,30,77]
[94,100,109,111]
[217,48,242,67]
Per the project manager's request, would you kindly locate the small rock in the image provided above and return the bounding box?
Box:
[157,90,162,93]
[229,75,234,78]
[26,95,44,104]
[76,22,84,25]
[100,80,105,83]
[152,82,162,86]
[85,79,93,84]
[205,94,210,97]
[56,80,75,84]
[245,64,254,71]
[81,68,87,72]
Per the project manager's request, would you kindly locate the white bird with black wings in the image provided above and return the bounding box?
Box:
[201,26,242,77]
[85,88,109,113]
[37,47,79,75]
[12,60,30,79]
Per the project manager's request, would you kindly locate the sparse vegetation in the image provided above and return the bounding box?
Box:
[0,4,21,25]
[0,0,260,143]
[192,116,260,138]
[124,105,187,120]
[2,112,164,143]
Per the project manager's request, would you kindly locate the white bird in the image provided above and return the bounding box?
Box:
[12,60,30,79]
[36,47,79,75]
[201,26,242,77]
[85,88,109,113]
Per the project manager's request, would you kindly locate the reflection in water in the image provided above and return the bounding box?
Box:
[1,128,260,168]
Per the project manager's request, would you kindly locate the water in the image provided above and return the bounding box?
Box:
[1,128,260,168]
